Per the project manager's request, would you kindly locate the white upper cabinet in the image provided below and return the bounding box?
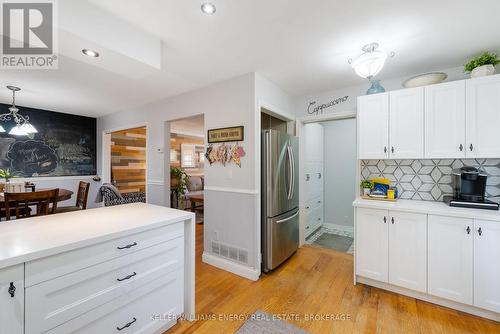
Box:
[355,208,389,282]
[388,211,427,293]
[428,215,473,305]
[389,87,425,159]
[425,81,466,158]
[357,93,389,159]
[474,219,500,313]
[466,75,500,158]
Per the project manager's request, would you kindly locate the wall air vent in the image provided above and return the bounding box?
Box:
[211,240,249,264]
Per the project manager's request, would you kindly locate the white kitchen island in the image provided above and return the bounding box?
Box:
[0,203,195,334]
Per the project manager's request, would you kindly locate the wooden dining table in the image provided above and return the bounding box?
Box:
[0,188,73,204]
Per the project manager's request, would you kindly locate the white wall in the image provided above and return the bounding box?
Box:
[295,66,468,117]
[322,119,357,229]
[98,73,296,279]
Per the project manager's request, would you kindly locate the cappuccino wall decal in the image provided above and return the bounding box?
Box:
[307,95,349,115]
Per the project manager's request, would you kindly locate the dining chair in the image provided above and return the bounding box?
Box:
[56,181,90,213]
[4,189,59,221]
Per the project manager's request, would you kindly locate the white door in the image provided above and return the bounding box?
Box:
[357,93,389,159]
[388,211,427,293]
[428,215,473,304]
[389,87,424,158]
[425,80,466,158]
[0,264,24,334]
[466,74,500,158]
[355,208,389,282]
[474,219,500,313]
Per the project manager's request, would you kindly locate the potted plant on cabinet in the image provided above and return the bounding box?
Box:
[170,166,189,209]
[360,180,372,196]
[0,168,16,183]
[464,52,499,78]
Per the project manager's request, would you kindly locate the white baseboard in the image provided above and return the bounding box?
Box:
[323,223,354,234]
[202,252,260,281]
[356,276,500,322]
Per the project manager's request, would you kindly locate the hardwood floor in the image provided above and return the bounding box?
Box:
[167,224,500,334]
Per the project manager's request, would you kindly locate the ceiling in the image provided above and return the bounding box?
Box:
[1,0,500,117]
[170,114,205,138]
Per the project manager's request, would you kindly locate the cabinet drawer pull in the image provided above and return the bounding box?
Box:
[470,143,474,151]
[8,282,15,298]
[117,242,137,250]
[459,144,463,152]
[306,206,310,209]
[306,174,310,181]
[317,172,322,179]
[384,146,387,154]
[391,217,394,225]
[478,227,482,236]
[117,272,137,282]
[391,146,394,154]
[117,317,137,331]
[466,226,471,234]
[383,216,387,223]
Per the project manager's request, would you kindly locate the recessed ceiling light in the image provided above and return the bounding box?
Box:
[201,2,216,15]
[82,49,100,58]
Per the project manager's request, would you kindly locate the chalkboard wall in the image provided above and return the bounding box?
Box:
[0,103,96,177]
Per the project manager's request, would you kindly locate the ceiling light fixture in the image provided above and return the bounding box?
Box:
[0,86,38,136]
[348,43,394,79]
[201,2,216,15]
[82,49,100,58]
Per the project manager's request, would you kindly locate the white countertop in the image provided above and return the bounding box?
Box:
[0,203,194,270]
[353,197,500,222]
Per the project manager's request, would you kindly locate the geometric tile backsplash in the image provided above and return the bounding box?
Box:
[360,159,500,202]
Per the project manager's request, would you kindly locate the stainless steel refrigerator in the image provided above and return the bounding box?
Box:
[261,130,299,272]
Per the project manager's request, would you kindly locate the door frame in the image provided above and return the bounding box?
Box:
[296,110,357,246]
[101,122,149,203]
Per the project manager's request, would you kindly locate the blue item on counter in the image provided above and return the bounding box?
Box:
[373,182,390,195]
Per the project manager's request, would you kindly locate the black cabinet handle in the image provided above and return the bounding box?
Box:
[478,227,482,236]
[391,217,395,224]
[384,146,387,153]
[470,144,474,151]
[459,144,463,152]
[391,146,395,154]
[117,317,137,331]
[117,272,137,282]
[317,172,322,179]
[8,282,15,298]
[117,242,137,250]
[466,226,471,234]
[383,216,387,223]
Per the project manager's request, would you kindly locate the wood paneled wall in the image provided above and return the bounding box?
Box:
[111,127,146,193]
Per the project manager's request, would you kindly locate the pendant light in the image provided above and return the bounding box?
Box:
[0,86,38,136]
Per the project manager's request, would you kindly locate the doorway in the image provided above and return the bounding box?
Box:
[298,112,357,253]
[168,115,205,225]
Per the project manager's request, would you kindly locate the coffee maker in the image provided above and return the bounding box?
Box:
[443,166,499,210]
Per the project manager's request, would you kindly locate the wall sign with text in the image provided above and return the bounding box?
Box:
[208,126,244,143]
[307,96,349,115]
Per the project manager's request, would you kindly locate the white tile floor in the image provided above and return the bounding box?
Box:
[305,226,354,254]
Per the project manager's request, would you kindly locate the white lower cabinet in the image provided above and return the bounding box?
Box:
[388,211,427,293]
[428,215,473,304]
[355,208,389,282]
[0,264,24,334]
[474,219,500,313]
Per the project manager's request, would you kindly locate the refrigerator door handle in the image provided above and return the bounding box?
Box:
[286,145,293,200]
[276,210,300,224]
[288,144,295,200]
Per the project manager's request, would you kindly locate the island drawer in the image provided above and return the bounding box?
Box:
[25,235,183,334]
[44,268,184,334]
[25,221,184,287]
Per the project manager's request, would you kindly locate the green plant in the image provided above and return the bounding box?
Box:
[464,52,500,73]
[0,168,17,182]
[360,180,373,189]
[170,166,189,196]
